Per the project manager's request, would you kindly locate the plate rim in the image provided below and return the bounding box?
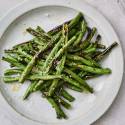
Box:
[0,0,124,125]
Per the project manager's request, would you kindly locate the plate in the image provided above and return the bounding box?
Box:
[0,0,124,125]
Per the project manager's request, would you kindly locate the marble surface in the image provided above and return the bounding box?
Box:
[0,0,125,125]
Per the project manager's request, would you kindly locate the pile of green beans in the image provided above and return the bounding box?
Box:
[2,12,118,119]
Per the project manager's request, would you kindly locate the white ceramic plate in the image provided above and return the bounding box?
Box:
[0,0,124,125]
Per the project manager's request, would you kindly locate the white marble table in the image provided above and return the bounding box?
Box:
[0,0,125,125]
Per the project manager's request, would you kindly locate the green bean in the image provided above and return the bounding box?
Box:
[68,67,77,71]
[62,75,83,89]
[53,36,76,59]
[17,47,45,66]
[48,12,81,38]
[43,37,64,73]
[33,81,52,92]
[26,27,51,40]
[94,42,118,61]
[3,76,19,83]
[53,94,71,109]
[67,62,111,74]
[84,43,94,50]
[68,29,77,39]
[83,54,93,60]
[43,35,76,74]
[19,33,58,83]
[46,97,67,119]
[80,27,91,44]
[40,81,52,91]
[80,27,97,49]
[78,71,87,78]
[36,26,45,33]
[91,51,102,59]
[10,53,23,62]
[96,34,101,41]
[19,56,37,83]
[48,56,66,96]
[68,48,81,53]
[60,88,75,102]
[67,54,100,67]
[12,40,33,49]
[48,20,71,35]
[73,32,84,47]
[28,42,34,52]
[97,44,106,49]
[68,12,83,29]
[4,69,22,75]
[32,80,44,92]
[48,24,68,96]
[73,21,87,46]
[52,32,62,43]
[83,47,96,54]
[4,49,14,53]
[2,56,25,69]
[18,47,32,59]
[41,84,67,119]
[3,54,18,62]
[12,24,60,50]
[19,36,57,83]
[48,14,78,37]
[23,81,37,100]
[93,34,101,48]
[29,74,62,80]
[65,84,83,92]
[64,68,93,93]
[84,74,101,80]
[33,37,47,46]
